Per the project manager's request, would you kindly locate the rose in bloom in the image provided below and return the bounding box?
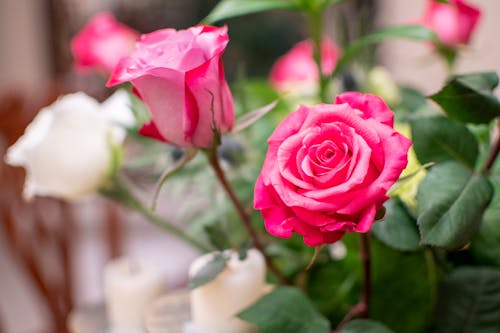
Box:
[420,0,481,47]
[254,92,411,246]
[107,25,234,148]
[71,12,139,73]
[4,92,129,200]
[269,38,339,95]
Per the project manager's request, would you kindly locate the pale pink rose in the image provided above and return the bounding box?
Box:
[254,93,411,246]
[107,25,234,148]
[71,12,139,73]
[269,38,340,95]
[420,0,481,46]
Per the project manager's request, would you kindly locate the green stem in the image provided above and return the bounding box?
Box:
[204,149,289,285]
[308,9,329,103]
[100,179,212,253]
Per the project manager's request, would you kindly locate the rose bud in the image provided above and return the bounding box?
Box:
[71,12,139,74]
[4,92,130,201]
[269,37,340,96]
[420,0,481,47]
[254,92,411,246]
[107,25,235,148]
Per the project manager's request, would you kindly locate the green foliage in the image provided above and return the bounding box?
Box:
[189,253,228,289]
[203,0,349,24]
[430,72,500,124]
[411,116,479,168]
[340,319,394,333]
[204,223,233,250]
[470,179,500,266]
[394,86,428,117]
[151,148,198,211]
[266,234,318,278]
[371,239,436,333]
[433,267,500,332]
[371,198,420,252]
[333,25,437,78]
[238,239,252,260]
[238,287,331,333]
[306,234,361,322]
[203,0,299,24]
[400,86,427,110]
[295,0,347,12]
[323,0,348,6]
[231,100,278,133]
[417,162,494,250]
[108,6,500,332]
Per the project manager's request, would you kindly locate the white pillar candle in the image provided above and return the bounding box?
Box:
[189,249,266,333]
[104,257,166,332]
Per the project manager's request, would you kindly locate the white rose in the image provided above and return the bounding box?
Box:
[101,89,136,128]
[4,91,130,200]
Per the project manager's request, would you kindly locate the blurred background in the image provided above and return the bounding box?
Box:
[1,0,499,332]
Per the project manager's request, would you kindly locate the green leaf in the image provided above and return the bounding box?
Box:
[189,254,228,289]
[417,161,494,250]
[371,198,420,251]
[305,234,361,321]
[238,239,252,260]
[371,238,437,333]
[458,72,499,91]
[471,179,500,266]
[411,116,479,168]
[430,72,500,124]
[203,0,299,24]
[238,287,330,333]
[203,223,233,251]
[231,100,278,133]
[150,148,198,211]
[434,267,500,332]
[323,0,348,6]
[399,86,427,111]
[294,0,348,12]
[340,319,394,333]
[333,25,437,78]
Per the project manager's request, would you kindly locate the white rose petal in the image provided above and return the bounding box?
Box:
[4,92,128,201]
[5,109,53,166]
[101,89,136,129]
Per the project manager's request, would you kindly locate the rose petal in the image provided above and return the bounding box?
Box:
[335,92,394,127]
[132,70,186,146]
[139,120,167,142]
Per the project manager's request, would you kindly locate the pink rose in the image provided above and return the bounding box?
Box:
[269,38,339,95]
[254,92,411,246]
[71,12,139,73]
[107,25,234,148]
[420,0,481,46]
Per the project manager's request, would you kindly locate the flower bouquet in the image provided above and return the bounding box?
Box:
[6,0,500,332]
